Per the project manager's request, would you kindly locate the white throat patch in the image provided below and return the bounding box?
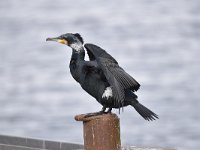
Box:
[70,43,83,52]
[102,87,113,99]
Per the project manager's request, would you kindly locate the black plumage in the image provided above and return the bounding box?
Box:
[46,33,158,121]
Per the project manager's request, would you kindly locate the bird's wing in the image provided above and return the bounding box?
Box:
[85,43,118,63]
[84,43,140,106]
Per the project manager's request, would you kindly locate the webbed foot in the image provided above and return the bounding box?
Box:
[84,106,108,118]
[84,111,106,118]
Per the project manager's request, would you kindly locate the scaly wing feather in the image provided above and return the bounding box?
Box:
[84,43,140,106]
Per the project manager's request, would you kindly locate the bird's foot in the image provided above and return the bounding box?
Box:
[84,111,106,118]
[84,108,112,118]
[84,106,112,118]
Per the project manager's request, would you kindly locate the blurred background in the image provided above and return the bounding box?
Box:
[0,0,200,149]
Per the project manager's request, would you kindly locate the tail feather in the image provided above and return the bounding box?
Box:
[132,102,159,121]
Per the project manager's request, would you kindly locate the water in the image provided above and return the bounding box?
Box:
[0,0,200,149]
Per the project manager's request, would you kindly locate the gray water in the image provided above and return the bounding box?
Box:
[0,0,200,149]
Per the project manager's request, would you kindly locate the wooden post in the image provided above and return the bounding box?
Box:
[75,113,121,150]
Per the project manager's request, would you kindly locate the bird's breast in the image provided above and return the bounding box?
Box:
[69,60,81,83]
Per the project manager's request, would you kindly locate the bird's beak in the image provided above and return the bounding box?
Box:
[46,37,68,45]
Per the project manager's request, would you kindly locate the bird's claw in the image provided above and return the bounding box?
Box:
[84,111,106,118]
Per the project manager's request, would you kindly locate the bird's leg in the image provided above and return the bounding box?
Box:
[105,107,112,114]
[84,105,107,118]
[100,105,107,113]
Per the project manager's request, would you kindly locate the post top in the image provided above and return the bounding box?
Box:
[74,113,119,122]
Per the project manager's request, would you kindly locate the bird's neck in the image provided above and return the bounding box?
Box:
[71,46,85,61]
[70,46,85,83]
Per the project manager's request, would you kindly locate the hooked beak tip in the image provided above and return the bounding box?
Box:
[46,38,51,41]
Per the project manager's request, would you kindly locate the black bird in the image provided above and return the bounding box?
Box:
[46,33,158,121]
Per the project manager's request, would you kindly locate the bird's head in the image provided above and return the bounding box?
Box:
[46,33,84,50]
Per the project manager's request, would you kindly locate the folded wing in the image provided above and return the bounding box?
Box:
[84,43,140,106]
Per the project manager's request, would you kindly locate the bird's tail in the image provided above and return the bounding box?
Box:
[131,102,159,121]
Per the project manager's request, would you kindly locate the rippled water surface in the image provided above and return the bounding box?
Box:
[0,0,200,149]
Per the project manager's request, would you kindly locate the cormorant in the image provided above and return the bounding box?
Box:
[46,33,158,121]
